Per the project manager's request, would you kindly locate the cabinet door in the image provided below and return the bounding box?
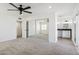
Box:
[62,31,70,38]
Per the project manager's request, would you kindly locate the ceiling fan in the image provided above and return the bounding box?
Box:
[8,3,32,15]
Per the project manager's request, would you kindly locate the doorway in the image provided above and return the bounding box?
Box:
[26,18,49,40]
[17,21,22,38]
[56,15,76,47]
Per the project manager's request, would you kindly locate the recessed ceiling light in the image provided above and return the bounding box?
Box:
[49,6,52,9]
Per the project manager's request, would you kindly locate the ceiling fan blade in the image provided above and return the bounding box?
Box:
[8,9,19,11]
[23,6,31,10]
[23,11,32,14]
[9,3,18,9]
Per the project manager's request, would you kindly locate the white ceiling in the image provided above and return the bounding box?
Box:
[0,3,79,17]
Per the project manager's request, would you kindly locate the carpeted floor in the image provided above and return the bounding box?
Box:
[0,35,78,55]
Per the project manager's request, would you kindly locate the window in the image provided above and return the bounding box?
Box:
[41,24,47,31]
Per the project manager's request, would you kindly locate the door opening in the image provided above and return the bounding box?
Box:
[17,21,22,38]
[26,21,29,38]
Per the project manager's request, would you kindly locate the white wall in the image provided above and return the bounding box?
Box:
[28,20,36,36]
[36,20,40,34]
[0,15,16,42]
[22,20,26,38]
[49,13,57,43]
[76,15,79,46]
[0,4,17,42]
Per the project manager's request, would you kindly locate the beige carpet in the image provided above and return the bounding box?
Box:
[0,36,78,55]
